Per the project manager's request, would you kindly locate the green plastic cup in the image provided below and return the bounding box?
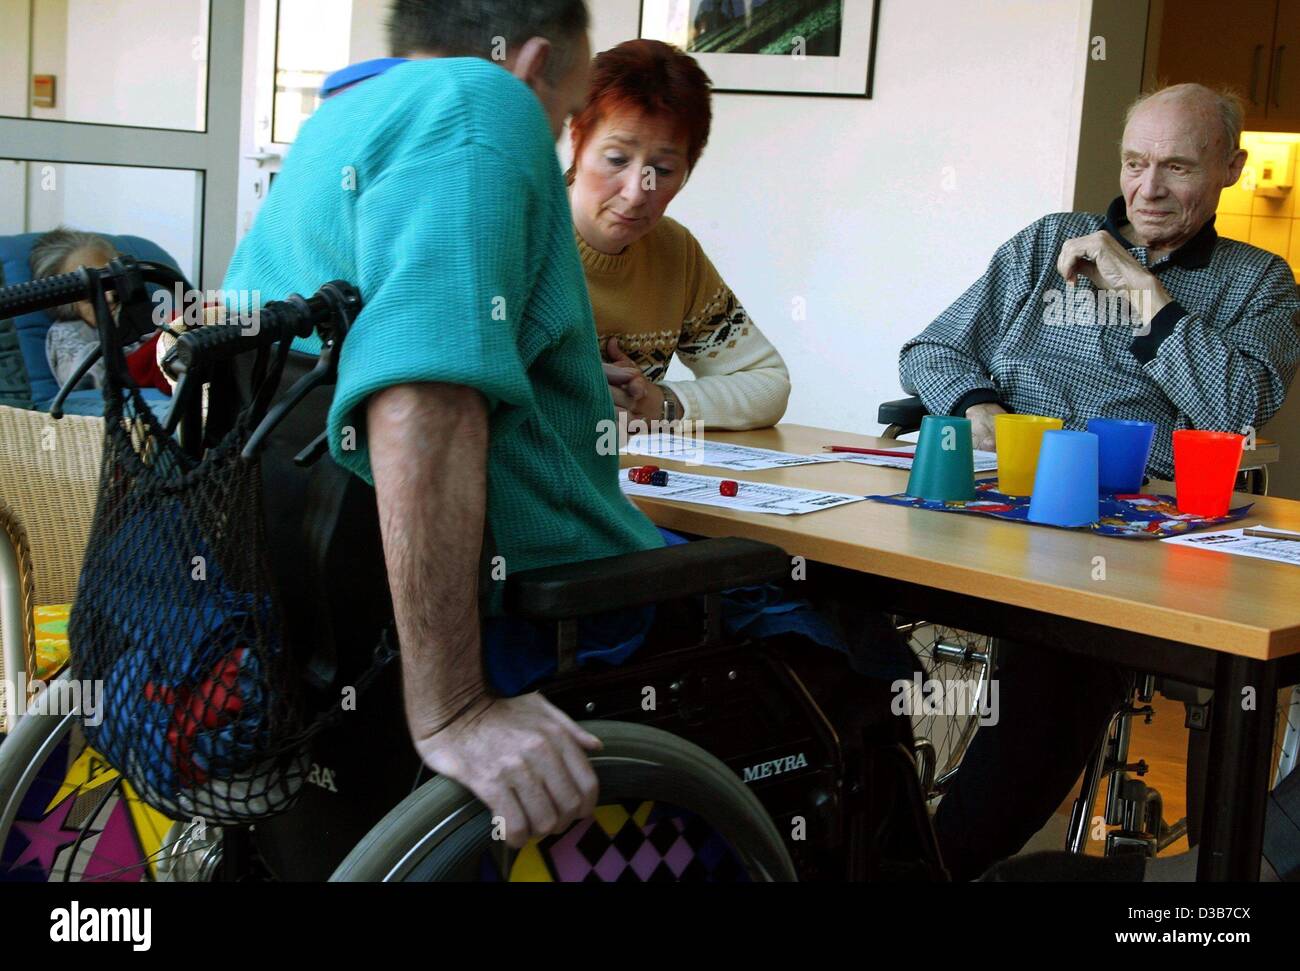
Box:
[906,415,976,502]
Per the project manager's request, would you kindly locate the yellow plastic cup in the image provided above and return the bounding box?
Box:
[994,414,1064,495]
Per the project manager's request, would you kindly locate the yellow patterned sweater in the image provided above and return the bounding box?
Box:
[577,216,790,429]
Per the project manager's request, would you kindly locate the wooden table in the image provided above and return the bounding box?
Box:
[622,423,1300,881]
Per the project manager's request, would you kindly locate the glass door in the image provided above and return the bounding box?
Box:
[0,0,246,288]
[236,0,366,244]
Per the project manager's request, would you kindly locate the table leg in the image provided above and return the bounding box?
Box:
[1197,653,1278,881]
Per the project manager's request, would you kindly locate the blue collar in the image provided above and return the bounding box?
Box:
[320,58,408,99]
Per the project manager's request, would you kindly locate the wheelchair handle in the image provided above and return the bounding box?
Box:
[241,281,362,460]
[0,269,93,318]
[0,259,188,319]
[166,281,362,377]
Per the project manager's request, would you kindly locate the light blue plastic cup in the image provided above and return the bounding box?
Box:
[1027,430,1100,527]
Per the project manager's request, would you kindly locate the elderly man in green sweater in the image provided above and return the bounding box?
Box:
[224,0,668,850]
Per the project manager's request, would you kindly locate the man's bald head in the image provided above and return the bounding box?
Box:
[1124,83,1244,164]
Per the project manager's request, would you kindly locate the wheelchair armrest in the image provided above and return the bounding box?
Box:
[503,537,789,621]
[877,395,928,431]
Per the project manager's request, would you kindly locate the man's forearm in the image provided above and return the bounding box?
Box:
[369,382,491,738]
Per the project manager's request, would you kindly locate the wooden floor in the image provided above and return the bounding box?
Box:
[1057,688,1293,856]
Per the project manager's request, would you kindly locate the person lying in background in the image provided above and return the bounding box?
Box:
[31,227,118,391]
[30,226,172,396]
[568,39,790,430]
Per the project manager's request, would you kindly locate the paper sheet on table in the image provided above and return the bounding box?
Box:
[824,447,1000,473]
[1161,526,1300,565]
[621,470,864,515]
[625,434,839,471]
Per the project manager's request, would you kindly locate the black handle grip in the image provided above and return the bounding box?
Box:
[170,323,265,374]
[166,283,361,376]
[0,269,93,318]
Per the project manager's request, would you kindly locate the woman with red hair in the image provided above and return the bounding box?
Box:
[569,39,790,430]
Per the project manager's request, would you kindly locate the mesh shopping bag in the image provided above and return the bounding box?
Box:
[69,321,310,825]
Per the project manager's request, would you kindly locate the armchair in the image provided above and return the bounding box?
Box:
[0,405,103,733]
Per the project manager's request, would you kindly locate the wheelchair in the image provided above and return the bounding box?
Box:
[0,264,944,883]
[872,397,998,800]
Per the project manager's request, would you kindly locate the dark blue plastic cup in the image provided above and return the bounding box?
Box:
[1087,417,1156,494]
[1027,430,1100,527]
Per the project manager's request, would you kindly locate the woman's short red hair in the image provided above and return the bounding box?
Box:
[569,39,713,180]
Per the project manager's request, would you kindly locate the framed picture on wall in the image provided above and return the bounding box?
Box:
[638,0,880,97]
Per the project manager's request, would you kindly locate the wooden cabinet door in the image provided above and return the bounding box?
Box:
[1268,0,1300,129]
[1156,0,1278,128]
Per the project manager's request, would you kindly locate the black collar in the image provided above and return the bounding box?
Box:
[1103,196,1217,269]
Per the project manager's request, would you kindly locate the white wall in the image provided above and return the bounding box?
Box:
[17,161,202,282]
[30,0,68,123]
[588,0,1093,435]
[350,0,388,60]
[0,1,33,119]
[25,162,63,232]
[62,164,202,280]
[64,0,207,131]
[0,1,31,237]
[0,161,26,238]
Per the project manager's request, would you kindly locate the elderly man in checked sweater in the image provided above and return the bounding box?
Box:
[899,84,1300,880]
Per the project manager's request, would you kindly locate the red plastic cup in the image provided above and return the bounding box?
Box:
[1172,430,1245,517]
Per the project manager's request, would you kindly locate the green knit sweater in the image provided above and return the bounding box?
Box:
[223,57,663,583]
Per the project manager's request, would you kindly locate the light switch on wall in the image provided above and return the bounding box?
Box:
[1254,141,1297,197]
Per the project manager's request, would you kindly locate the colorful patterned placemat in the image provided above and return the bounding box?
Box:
[867,478,1252,539]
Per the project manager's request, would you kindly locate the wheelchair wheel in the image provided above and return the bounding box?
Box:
[896,620,995,799]
[0,672,199,882]
[331,720,796,882]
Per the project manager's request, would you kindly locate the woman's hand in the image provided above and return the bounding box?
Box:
[602,337,677,421]
[156,304,227,387]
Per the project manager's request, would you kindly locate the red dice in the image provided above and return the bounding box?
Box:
[719,480,739,497]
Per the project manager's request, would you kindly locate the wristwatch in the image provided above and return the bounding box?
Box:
[660,388,677,424]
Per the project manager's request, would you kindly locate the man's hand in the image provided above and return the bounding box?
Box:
[1055,231,1173,325]
[602,337,679,421]
[411,693,602,849]
[965,401,1007,451]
